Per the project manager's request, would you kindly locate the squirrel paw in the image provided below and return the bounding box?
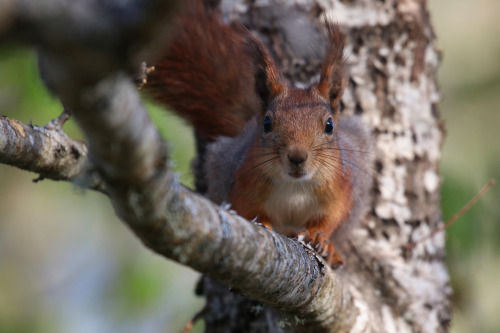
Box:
[300,230,343,269]
[255,220,273,231]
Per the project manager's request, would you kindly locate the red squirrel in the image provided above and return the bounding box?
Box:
[145,2,373,267]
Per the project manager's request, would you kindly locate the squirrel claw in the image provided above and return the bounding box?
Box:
[325,243,343,269]
[300,230,343,269]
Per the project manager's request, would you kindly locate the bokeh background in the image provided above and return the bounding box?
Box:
[0,0,499,332]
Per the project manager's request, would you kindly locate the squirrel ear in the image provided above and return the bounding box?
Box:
[316,23,346,112]
[244,31,286,111]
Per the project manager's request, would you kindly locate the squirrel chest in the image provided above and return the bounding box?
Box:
[263,180,323,235]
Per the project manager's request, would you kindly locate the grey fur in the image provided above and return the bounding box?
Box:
[335,116,374,244]
[204,118,258,204]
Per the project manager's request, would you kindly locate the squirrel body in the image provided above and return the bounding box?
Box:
[228,89,354,238]
[145,2,373,265]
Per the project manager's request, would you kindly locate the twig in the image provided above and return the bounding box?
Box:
[44,109,72,130]
[181,306,207,333]
[135,62,155,90]
[405,179,496,249]
[0,115,106,192]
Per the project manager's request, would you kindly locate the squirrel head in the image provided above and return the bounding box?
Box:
[248,23,347,183]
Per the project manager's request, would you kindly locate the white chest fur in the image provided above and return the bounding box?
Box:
[263,180,322,234]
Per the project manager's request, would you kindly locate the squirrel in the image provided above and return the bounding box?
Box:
[144,2,373,267]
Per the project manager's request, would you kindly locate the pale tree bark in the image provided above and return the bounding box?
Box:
[0,0,450,332]
[199,0,450,331]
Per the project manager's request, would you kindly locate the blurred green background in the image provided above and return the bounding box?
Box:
[0,48,203,331]
[1,0,499,332]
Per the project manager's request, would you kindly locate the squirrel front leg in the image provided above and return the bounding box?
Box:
[301,216,345,268]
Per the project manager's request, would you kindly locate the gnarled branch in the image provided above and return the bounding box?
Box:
[0,0,357,331]
[0,114,106,192]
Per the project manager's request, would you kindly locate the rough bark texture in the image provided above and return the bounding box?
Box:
[0,114,106,192]
[198,0,451,332]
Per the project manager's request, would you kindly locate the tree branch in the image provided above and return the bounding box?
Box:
[0,0,184,76]
[0,114,105,192]
[0,1,357,331]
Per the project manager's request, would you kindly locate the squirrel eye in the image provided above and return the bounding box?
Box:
[263,116,272,133]
[325,117,334,134]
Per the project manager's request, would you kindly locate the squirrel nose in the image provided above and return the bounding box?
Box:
[288,149,308,166]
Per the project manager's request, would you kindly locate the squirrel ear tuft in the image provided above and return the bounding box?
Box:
[316,23,346,112]
[244,30,286,112]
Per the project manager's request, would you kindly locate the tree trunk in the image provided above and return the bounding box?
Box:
[200,0,451,331]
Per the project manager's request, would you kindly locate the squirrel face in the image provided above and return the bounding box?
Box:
[258,89,340,184]
[247,22,346,186]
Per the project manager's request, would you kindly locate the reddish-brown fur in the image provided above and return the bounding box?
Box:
[145,2,261,141]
